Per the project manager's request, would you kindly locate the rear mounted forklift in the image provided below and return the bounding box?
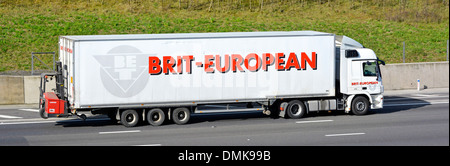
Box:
[38,62,86,120]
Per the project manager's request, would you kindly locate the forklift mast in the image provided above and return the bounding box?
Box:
[38,61,68,118]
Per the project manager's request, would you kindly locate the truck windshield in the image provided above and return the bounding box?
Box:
[363,62,377,77]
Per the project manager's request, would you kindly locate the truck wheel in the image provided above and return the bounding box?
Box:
[147,108,165,126]
[172,107,190,125]
[121,109,139,127]
[352,96,370,115]
[286,100,306,119]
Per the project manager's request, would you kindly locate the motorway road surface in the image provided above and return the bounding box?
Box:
[0,90,448,146]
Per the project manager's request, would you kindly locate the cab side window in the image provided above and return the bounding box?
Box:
[363,62,377,77]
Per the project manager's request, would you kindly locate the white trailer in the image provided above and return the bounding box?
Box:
[39,31,385,127]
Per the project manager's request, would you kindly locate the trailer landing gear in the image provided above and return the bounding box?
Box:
[71,109,87,121]
[78,114,87,121]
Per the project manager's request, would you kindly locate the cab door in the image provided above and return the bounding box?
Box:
[361,60,382,94]
[349,60,363,93]
[349,60,382,94]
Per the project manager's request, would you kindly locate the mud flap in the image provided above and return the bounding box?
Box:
[278,102,289,118]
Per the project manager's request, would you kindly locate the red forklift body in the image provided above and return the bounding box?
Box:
[44,92,65,114]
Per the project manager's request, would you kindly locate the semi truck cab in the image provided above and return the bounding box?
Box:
[336,35,385,115]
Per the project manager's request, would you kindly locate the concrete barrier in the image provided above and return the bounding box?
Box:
[0,61,448,104]
[24,76,41,104]
[380,61,449,90]
[0,76,24,104]
[0,75,55,105]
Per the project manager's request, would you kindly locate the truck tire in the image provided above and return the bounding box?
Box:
[147,108,165,126]
[351,96,370,115]
[286,100,306,119]
[172,107,190,125]
[121,109,139,127]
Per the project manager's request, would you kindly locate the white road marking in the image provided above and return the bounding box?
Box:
[0,114,22,119]
[412,94,438,97]
[384,95,447,101]
[18,108,39,112]
[0,118,111,126]
[0,120,56,125]
[296,119,333,124]
[325,133,366,137]
[384,101,449,107]
[0,118,44,122]
[135,144,162,146]
[99,130,141,135]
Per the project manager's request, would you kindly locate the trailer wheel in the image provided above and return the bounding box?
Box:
[147,108,165,126]
[351,96,370,115]
[286,100,306,119]
[172,107,190,125]
[121,109,139,127]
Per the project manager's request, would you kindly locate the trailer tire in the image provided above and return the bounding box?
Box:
[121,109,139,127]
[147,108,165,126]
[172,107,190,125]
[351,96,370,115]
[286,100,306,119]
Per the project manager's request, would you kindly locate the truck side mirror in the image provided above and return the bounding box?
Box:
[377,58,385,65]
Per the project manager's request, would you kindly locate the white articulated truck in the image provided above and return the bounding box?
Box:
[39,31,385,127]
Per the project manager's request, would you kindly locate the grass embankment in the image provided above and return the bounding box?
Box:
[0,0,448,72]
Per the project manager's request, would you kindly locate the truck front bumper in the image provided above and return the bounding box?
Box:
[371,94,383,109]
